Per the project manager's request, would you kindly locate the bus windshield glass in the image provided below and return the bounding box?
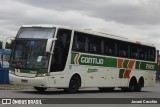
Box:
[18,27,55,39]
[10,40,49,70]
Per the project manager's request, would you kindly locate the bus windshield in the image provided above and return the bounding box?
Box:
[10,40,49,70]
[18,27,55,39]
[10,27,56,70]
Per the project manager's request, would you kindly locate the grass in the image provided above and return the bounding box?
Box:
[0,84,32,90]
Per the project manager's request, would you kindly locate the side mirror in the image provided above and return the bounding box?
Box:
[46,38,57,53]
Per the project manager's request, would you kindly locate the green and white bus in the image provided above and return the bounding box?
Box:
[9,25,157,93]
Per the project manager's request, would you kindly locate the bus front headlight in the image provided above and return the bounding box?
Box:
[36,73,49,77]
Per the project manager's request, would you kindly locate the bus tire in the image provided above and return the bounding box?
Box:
[136,83,142,92]
[34,86,47,92]
[64,76,80,94]
[136,77,144,92]
[129,77,137,92]
[98,87,115,92]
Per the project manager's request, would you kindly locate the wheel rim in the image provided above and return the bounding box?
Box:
[129,82,136,91]
[70,80,77,90]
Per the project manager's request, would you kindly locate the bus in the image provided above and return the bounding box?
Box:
[9,25,157,93]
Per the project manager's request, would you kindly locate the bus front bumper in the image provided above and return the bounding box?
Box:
[9,73,49,88]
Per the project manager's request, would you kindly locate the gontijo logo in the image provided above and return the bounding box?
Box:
[74,53,104,65]
[81,57,104,65]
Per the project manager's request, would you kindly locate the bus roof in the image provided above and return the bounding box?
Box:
[22,24,73,30]
[21,24,155,48]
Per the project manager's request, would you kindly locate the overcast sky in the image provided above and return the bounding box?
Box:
[0,0,160,50]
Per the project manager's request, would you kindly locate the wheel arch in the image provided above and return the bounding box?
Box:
[129,76,137,82]
[69,73,82,87]
[129,76,137,86]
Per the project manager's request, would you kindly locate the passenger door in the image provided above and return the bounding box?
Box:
[49,29,72,87]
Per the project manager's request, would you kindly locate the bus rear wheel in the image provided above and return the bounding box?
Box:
[136,77,144,92]
[34,86,47,92]
[64,76,80,94]
[135,83,142,92]
[121,83,142,92]
[128,78,137,92]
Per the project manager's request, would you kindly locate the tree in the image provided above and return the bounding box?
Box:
[0,40,15,49]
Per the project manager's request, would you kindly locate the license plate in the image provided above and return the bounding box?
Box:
[21,79,28,83]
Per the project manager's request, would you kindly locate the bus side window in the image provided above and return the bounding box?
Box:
[72,32,90,53]
[130,44,139,59]
[73,34,86,52]
[139,46,148,61]
[149,47,155,61]
[118,42,128,58]
[105,46,113,55]
[50,29,71,72]
[139,49,144,60]
[104,38,116,56]
[89,36,101,54]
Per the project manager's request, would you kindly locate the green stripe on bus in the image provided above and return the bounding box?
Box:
[105,57,117,67]
[135,61,140,69]
[71,52,77,64]
[71,52,156,71]
[140,62,156,70]
[123,60,129,68]
[119,69,125,78]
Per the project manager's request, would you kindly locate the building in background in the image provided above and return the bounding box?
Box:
[0,49,11,68]
[0,49,11,61]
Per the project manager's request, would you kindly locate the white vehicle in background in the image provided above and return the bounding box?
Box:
[0,59,9,68]
[9,25,157,93]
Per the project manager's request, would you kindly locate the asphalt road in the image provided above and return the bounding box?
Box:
[0,83,160,107]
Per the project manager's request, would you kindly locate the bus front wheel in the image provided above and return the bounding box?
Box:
[64,76,80,94]
[34,86,47,92]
